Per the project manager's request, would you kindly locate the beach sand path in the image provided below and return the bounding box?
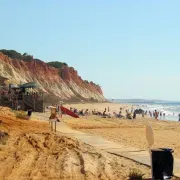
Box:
[55,121,180,178]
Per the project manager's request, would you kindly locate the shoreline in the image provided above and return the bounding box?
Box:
[61,102,180,159]
[64,101,180,122]
[125,102,180,122]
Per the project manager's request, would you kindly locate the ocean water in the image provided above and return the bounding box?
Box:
[113,100,180,122]
[136,103,180,121]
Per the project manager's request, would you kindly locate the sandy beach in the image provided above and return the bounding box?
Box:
[63,103,180,158]
[0,104,179,179]
[0,106,151,180]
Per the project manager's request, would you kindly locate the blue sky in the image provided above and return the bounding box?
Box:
[0,0,180,100]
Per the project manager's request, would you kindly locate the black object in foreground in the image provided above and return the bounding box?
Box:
[151,148,174,179]
[27,109,32,117]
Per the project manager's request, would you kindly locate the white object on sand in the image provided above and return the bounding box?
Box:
[146,125,154,149]
[146,125,154,179]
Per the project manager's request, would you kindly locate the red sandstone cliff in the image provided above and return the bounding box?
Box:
[0,53,105,101]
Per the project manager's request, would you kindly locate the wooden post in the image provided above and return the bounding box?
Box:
[55,121,56,132]
[50,119,57,132]
[33,99,35,112]
[51,121,53,131]
[49,107,57,132]
[59,101,63,118]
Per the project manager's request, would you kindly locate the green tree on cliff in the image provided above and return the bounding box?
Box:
[47,61,68,69]
[0,49,100,87]
[0,49,33,61]
[0,49,22,59]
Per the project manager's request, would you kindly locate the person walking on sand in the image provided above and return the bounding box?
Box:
[149,111,152,118]
[85,109,89,119]
[155,110,158,120]
[133,111,136,119]
[178,114,180,122]
[163,113,166,119]
[142,111,145,118]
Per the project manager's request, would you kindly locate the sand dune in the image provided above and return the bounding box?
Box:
[1,105,179,179]
[0,133,152,180]
[0,107,151,180]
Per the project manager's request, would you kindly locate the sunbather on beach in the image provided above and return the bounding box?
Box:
[126,112,132,119]
[113,112,118,118]
[107,113,111,118]
[98,111,102,116]
[74,108,78,114]
[92,109,97,115]
[79,109,85,116]
[118,110,122,117]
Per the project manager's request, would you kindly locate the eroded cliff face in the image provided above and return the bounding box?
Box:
[0,53,105,101]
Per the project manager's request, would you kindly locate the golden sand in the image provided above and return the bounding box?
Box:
[64,103,180,158]
[0,107,152,180]
[0,104,179,179]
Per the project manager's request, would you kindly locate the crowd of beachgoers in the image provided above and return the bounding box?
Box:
[66,106,172,120]
[46,103,180,121]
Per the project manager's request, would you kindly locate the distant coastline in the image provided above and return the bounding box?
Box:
[108,98,180,104]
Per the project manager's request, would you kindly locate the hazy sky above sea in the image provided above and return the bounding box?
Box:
[1,0,180,101]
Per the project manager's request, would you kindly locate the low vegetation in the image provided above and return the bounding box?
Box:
[15,111,29,120]
[47,61,67,69]
[128,168,145,180]
[0,49,33,61]
[0,49,68,68]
